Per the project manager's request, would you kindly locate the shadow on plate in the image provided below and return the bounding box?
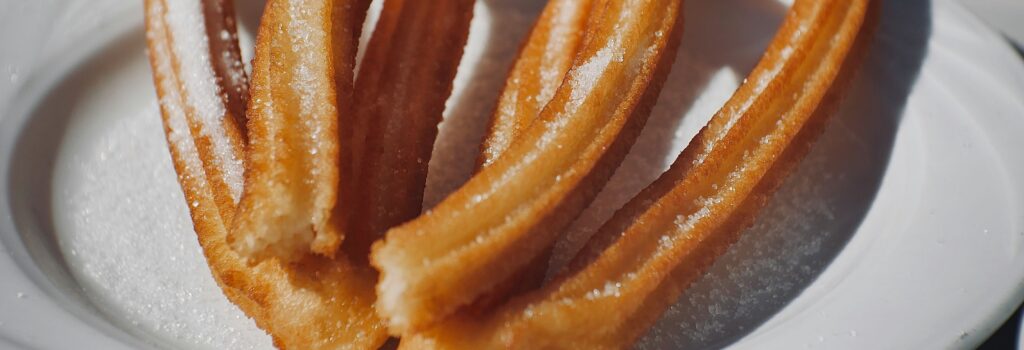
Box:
[636,0,933,348]
[417,2,931,347]
[413,0,930,347]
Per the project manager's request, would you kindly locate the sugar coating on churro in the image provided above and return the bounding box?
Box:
[230,0,347,262]
[477,0,594,168]
[538,0,587,105]
[285,1,334,134]
[163,0,244,201]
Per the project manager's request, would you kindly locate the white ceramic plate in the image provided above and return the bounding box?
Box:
[960,0,1024,48]
[2,0,1023,349]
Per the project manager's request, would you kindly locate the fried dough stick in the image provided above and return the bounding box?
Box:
[372,0,686,334]
[466,0,600,313]
[228,0,369,262]
[145,0,386,348]
[343,0,477,259]
[403,0,872,348]
[147,0,249,228]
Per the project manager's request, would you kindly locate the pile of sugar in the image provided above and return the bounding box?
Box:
[55,104,272,349]
[284,0,337,174]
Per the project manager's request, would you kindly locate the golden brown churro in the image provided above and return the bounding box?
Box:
[146,0,387,348]
[467,0,601,313]
[228,0,368,262]
[147,0,249,231]
[403,0,871,348]
[341,0,478,261]
[371,0,685,334]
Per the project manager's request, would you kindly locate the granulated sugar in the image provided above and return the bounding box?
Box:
[163,0,244,201]
[635,141,848,349]
[625,54,884,345]
[53,104,272,350]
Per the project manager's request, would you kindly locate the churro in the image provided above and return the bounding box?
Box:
[464,0,601,313]
[228,0,368,262]
[342,0,477,260]
[145,0,387,348]
[371,0,685,334]
[404,0,871,348]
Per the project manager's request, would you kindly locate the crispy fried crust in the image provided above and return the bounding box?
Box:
[145,0,387,348]
[342,0,477,261]
[477,0,597,167]
[400,0,872,348]
[371,0,686,335]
